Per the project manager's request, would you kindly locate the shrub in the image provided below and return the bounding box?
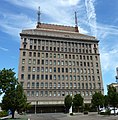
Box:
[0,110,8,117]
[100,109,110,115]
[84,111,88,115]
[70,113,73,116]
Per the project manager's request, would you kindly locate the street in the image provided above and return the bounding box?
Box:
[27,112,118,120]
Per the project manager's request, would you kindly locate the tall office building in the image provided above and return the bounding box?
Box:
[18,19,104,112]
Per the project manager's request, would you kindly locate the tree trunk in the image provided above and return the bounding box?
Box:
[97,106,99,114]
[114,106,116,116]
[11,110,15,119]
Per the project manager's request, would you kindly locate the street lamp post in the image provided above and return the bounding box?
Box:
[69,94,73,114]
[35,101,38,114]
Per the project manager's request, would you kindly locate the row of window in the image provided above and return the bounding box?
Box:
[26,90,97,97]
[24,67,98,74]
[28,45,95,54]
[23,52,98,61]
[24,59,99,67]
[22,59,99,69]
[21,74,100,81]
[25,82,101,89]
[22,51,98,60]
[28,38,93,48]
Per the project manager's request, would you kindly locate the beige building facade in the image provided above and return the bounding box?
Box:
[18,23,104,112]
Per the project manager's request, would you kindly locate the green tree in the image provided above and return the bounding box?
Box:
[0,68,29,118]
[0,68,17,94]
[73,94,83,112]
[64,95,72,113]
[1,84,28,118]
[104,95,109,108]
[91,92,104,113]
[107,86,118,115]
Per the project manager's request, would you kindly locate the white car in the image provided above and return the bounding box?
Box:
[110,108,118,114]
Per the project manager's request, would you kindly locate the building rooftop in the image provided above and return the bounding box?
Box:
[36,23,76,32]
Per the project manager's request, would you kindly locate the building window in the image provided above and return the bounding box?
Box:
[41,82,44,88]
[21,74,24,80]
[37,60,40,64]
[36,82,39,88]
[45,67,48,72]
[49,68,52,73]
[45,60,48,65]
[29,52,32,57]
[66,68,68,73]
[27,82,30,88]
[36,74,39,80]
[49,91,52,96]
[62,75,64,80]
[22,59,25,64]
[70,83,72,88]
[62,68,64,73]
[97,69,99,74]
[28,66,31,72]
[70,75,72,81]
[32,82,35,88]
[21,66,25,72]
[33,52,36,57]
[66,83,69,88]
[45,91,48,96]
[45,75,48,80]
[49,83,52,88]
[54,54,56,58]
[36,91,39,97]
[28,74,30,80]
[32,74,35,80]
[38,52,40,57]
[58,75,60,80]
[54,91,56,96]
[32,67,36,72]
[45,82,48,88]
[54,75,56,80]
[54,60,56,65]
[58,61,60,65]
[69,68,72,73]
[58,68,60,72]
[37,67,40,72]
[41,91,43,96]
[50,75,52,80]
[27,91,30,97]
[23,52,26,56]
[41,67,44,72]
[31,91,34,96]
[50,60,52,65]
[58,54,60,58]
[58,83,61,88]
[41,75,44,80]
[73,76,76,81]
[54,83,56,88]
[42,60,44,65]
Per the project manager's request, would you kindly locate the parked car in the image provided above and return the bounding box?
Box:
[100,107,118,115]
[110,108,118,115]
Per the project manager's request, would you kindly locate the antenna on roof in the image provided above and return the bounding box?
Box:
[37,6,41,24]
[75,11,79,32]
[36,6,41,28]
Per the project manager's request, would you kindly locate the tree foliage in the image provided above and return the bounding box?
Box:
[107,86,118,107]
[0,68,17,94]
[104,95,109,108]
[73,94,83,112]
[91,92,104,112]
[107,86,118,115]
[64,95,72,113]
[0,68,28,118]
